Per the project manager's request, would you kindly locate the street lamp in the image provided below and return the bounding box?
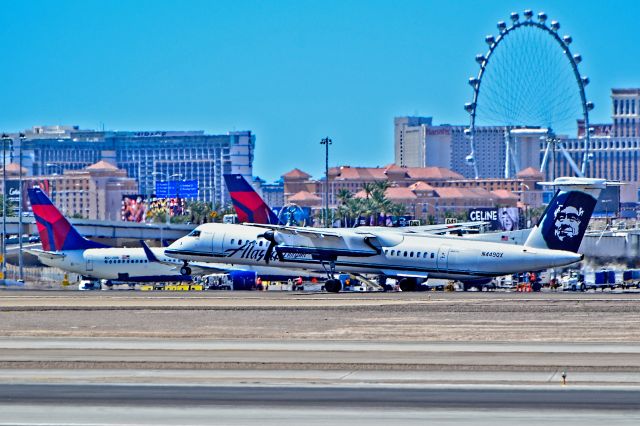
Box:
[45,163,65,175]
[0,133,9,283]
[320,137,332,227]
[18,133,25,281]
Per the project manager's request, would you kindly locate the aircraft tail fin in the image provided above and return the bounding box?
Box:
[523,177,609,253]
[28,187,109,251]
[139,240,160,262]
[224,174,281,225]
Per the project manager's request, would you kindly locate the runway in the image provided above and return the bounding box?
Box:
[2,383,640,409]
[0,384,639,426]
[1,291,639,424]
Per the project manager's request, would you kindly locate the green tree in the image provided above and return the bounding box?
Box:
[0,195,15,217]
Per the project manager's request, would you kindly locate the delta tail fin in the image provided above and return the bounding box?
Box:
[523,177,608,253]
[223,174,281,225]
[28,187,109,251]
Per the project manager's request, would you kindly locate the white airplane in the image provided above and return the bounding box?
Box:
[25,187,323,286]
[166,177,606,292]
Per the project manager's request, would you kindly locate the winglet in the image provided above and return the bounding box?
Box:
[139,240,160,262]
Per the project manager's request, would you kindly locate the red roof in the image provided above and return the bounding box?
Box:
[434,187,492,199]
[491,189,519,200]
[1,163,28,174]
[288,190,321,202]
[408,181,435,191]
[282,168,311,179]
[384,187,417,201]
[329,166,389,181]
[86,160,119,170]
[516,167,543,178]
[405,167,464,180]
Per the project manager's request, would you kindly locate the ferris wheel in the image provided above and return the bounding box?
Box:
[464,10,593,179]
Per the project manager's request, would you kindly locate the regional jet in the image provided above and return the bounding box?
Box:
[25,187,322,286]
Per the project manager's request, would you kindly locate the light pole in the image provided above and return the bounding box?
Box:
[519,183,530,228]
[45,163,65,175]
[18,133,25,281]
[0,134,8,283]
[320,137,332,227]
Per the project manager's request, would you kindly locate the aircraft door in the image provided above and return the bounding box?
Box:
[436,245,450,271]
[212,231,225,256]
[86,259,93,272]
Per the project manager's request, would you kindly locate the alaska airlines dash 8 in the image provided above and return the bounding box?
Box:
[166,177,605,292]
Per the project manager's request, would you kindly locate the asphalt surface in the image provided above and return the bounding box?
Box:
[1,290,639,424]
[1,383,639,410]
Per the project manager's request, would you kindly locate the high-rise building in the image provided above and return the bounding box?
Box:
[394,117,513,178]
[394,116,432,168]
[547,88,640,202]
[1,160,137,221]
[7,127,255,206]
[612,88,640,138]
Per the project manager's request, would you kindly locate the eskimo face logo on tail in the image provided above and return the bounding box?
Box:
[540,191,596,252]
[554,205,583,241]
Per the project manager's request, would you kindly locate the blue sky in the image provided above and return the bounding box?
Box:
[0,1,637,181]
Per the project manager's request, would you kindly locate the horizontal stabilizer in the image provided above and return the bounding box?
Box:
[24,248,66,261]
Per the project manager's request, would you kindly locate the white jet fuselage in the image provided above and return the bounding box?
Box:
[166,223,582,280]
[35,247,186,281]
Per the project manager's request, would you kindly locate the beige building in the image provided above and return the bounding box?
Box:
[282,164,530,223]
[2,160,138,221]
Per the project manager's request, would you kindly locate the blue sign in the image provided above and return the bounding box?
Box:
[155,180,198,199]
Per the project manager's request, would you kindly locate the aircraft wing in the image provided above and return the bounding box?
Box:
[23,248,66,261]
[244,223,405,259]
[244,223,345,239]
[187,262,233,275]
[373,221,489,235]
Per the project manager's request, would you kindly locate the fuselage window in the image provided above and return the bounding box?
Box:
[384,250,388,255]
[404,251,408,257]
[410,252,414,258]
[231,239,235,245]
[391,250,395,256]
[238,240,243,245]
[259,241,263,247]
[430,253,435,259]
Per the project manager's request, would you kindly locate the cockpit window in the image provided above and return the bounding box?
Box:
[188,230,201,237]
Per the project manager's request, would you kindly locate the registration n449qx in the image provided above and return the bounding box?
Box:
[166,177,606,292]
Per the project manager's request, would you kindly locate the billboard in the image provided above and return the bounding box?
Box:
[5,180,21,214]
[155,180,198,199]
[121,195,147,222]
[148,197,187,218]
[593,186,620,218]
[468,207,520,231]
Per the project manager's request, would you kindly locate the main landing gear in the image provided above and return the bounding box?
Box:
[398,277,419,292]
[322,260,342,293]
[180,262,192,276]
